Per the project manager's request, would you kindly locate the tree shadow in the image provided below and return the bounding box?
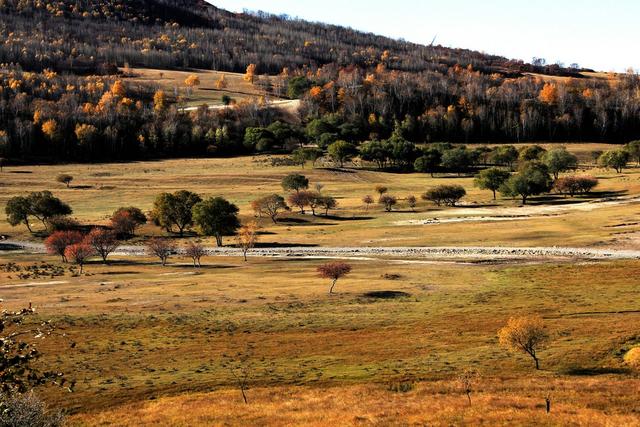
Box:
[254,242,318,248]
[562,366,630,376]
[361,290,412,299]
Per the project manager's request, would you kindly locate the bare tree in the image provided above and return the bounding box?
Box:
[85,228,119,264]
[146,238,176,266]
[222,344,255,404]
[185,242,206,267]
[362,195,374,211]
[456,368,480,406]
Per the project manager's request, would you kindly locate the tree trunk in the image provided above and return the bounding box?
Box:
[243,250,248,262]
[329,279,337,294]
[240,386,248,404]
[467,392,472,406]
[79,263,83,274]
[215,234,223,247]
[24,220,32,233]
[492,189,496,200]
[534,355,540,370]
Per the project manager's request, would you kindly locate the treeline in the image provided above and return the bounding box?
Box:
[0,0,583,77]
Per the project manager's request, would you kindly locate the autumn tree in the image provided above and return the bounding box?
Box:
[317,262,352,294]
[146,238,176,266]
[374,185,388,200]
[457,369,480,406]
[56,174,73,188]
[498,316,549,370]
[624,348,640,370]
[110,207,147,238]
[251,194,288,223]
[406,195,417,211]
[151,191,202,236]
[153,90,167,113]
[184,74,201,95]
[244,64,257,84]
[85,228,119,263]
[554,176,598,197]
[185,241,206,267]
[474,168,511,199]
[237,221,259,261]
[288,190,314,214]
[215,75,228,89]
[192,197,240,247]
[539,83,558,104]
[64,243,94,274]
[45,231,84,262]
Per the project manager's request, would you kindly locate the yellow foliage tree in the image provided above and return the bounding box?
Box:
[624,347,640,370]
[110,80,126,98]
[184,75,200,88]
[498,316,549,370]
[309,86,323,99]
[41,119,59,142]
[153,90,166,113]
[244,64,257,84]
[236,221,259,262]
[215,75,228,90]
[74,123,97,147]
[539,83,558,104]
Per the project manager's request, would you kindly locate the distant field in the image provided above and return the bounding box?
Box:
[124,67,284,108]
[1,143,639,250]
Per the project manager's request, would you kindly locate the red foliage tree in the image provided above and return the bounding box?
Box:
[317,262,352,294]
[44,230,83,262]
[85,228,119,263]
[64,243,94,273]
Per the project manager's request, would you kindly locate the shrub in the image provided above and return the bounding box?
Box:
[0,392,64,427]
[554,176,598,196]
[624,347,640,370]
[422,185,466,206]
[47,215,81,232]
[362,195,374,210]
[406,195,417,211]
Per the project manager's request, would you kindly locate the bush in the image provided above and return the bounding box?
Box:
[378,194,397,212]
[47,216,81,232]
[0,393,64,427]
[55,174,73,188]
[422,185,466,206]
[624,347,640,370]
[554,176,598,196]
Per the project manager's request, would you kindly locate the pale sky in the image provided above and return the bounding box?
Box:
[208,0,639,72]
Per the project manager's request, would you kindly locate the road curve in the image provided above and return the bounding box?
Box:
[2,240,639,261]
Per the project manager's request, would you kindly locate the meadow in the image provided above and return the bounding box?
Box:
[1,143,640,425]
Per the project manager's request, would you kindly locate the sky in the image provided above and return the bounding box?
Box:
[209,0,639,72]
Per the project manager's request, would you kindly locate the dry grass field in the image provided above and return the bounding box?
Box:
[1,143,640,425]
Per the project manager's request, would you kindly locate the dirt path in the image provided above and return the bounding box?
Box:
[2,241,639,261]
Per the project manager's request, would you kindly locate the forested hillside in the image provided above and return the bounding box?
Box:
[0,0,639,164]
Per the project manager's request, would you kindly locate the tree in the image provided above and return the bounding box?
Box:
[5,196,32,232]
[457,369,479,406]
[74,123,98,149]
[498,316,549,370]
[110,207,147,237]
[153,90,166,113]
[542,148,578,180]
[318,195,337,216]
[215,75,228,90]
[490,145,519,169]
[146,238,176,266]
[379,194,397,212]
[237,221,259,261]
[55,174,73,188]
[184,74,200,95]
[360,140,391,169]
[64,243,94,274]
[151,191,202,236]
[251,194,288,223]
[27,191,72,230]
[288,190,315,214]
[362,195,374,211]
[519,145,547,162]
[185,242,206,267]
[281,174,309,193]
[243,127,275,152]
[244,64,257,84]
[374,185,388,200]
[474,168,511,199]
[327,140,357,167]
[499,162,553,204]
[599,150,630,173]
[192,197,240,247]
[422,185,466,206]
[626,140,640,166]
[44,231,83,262]
[317,262,352,294]
[85,228,119,263]
[624,348,640,370]
[414,149,442,177]
[554,176,598,197]
[441,147,472,175]
[406,195,417,211]
[0,393,64,427]
[539,83,558,104]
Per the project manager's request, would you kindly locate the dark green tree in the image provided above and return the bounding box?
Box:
[192,197,240,247]
[151,190,202,236]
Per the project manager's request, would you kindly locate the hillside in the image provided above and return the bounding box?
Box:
[0,0,581,77]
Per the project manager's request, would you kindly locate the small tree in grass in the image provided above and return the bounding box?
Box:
[85,228,119,264]
[44,231,83,262]
[251,194,288,223]
[281,173,309,193]
[498,316,549,370]
[474,168,511,200]
[192,197,241,247]
[406,195,417,211]
[185,242,206,267]
[456,368,480,406]
[147,238,176,266]
[374,185,388,201]
[379,194,397,212]
[318,195,337,216]
[362,195,374,211]
[287,190,314,214]
[110,207,147,238]
[64,243,94,274]
[422,185,466,207]
[317,262,352,294]
[237,221,259,261]
[55,174,73,188]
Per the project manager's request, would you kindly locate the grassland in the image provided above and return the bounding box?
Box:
[1,143,640,425]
